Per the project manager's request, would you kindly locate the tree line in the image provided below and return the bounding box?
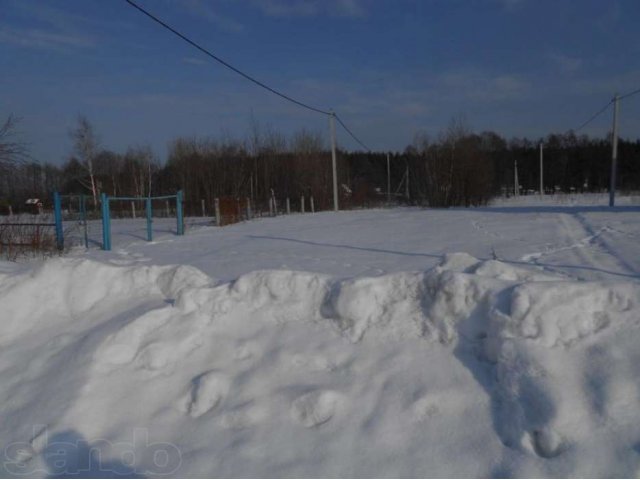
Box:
[1,114,639,214]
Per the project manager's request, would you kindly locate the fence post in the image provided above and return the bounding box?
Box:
[165,200,170,217]
[201,199,206,217]
[286,197,290,214]
[301,196,305,213]
[246,197,251,220]
[146,197,153,242]
[177,190,184,235]
[53,192,63,251]
[101,192,111,251]
[310,196,315,213]
[80,195,88,249]
[214,198,221,226]
[131,201,136,219]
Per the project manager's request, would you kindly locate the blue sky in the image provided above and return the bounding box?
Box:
[2,0,640,164]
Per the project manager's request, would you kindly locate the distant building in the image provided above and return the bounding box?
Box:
[25,198,44,214]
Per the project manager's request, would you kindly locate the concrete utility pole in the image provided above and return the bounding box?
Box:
[539,143,544,198]
[609,94,620,207]
[514,159,520,196]
[329,111,339,212]
[405,164,410,200]
[386,153,391,204]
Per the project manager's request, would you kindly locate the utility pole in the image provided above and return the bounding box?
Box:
[539,143,544,198]
[387,153,391,204]
[329,111,339,212]
[514,159,519,196]
[405,164,410,201]
[609,94,620,207]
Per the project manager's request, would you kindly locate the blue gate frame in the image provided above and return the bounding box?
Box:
[100,191,184,251]
[53,192,64,250]
[55,193,91,249]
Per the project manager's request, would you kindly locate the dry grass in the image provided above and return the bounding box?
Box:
[0,219,62,261]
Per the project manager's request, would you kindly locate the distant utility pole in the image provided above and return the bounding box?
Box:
[539,143,544,198]
[387,153,391,204]
[405,164,410,200]
[329,111,339,212]
[609,94,620,207]
[514,159,520,196]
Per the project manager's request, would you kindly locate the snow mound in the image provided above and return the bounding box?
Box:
[2,254,640,476]
[0,258,213,344]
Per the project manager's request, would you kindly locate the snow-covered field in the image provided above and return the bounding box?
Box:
[1,196,640,477]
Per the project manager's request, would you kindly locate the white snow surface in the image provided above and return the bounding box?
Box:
[1,199,640,477]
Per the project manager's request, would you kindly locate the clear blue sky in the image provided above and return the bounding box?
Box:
[2,0,640,164]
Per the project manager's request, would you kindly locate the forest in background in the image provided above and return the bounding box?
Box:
[1,114,639,214]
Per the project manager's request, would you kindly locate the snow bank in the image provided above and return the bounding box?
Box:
[1,254,640,476]
[0,258,212,344]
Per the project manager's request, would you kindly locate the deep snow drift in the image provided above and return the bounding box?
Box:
[1,246,640,477]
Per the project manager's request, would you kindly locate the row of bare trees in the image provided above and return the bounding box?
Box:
[2,113,639,214]
[164,127,338,214]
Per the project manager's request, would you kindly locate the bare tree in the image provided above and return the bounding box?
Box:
[70,115,100,205]
[124,145,156,197]
[0,115,28,174]
[290,128,324,155]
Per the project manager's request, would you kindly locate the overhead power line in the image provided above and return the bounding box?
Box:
[123,0,370,152]
[335,113,370,151]
[619,87,640,101]
[123,0,330,116]
[575,100,612,132]
[574,87,640,133]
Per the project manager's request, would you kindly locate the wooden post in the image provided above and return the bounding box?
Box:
[201,199,206,217]
[131,201,136,219]
[246,197,251,220]
[301,196,305,213]
[310,196,315,213]
[214,198,221,226]
[286,197,290,214]
[145,197,152,242]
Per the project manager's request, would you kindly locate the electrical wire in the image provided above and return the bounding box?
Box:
[619,87,640,101]
[334,113,370,151]
[575,100,612,132]
[124,0,372,151]
[123,0,331,116]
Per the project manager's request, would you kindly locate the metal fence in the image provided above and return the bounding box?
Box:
[100,191,184,251]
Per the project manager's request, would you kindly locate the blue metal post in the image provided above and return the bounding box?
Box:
[53,192,63,251]
[146,197,153,242]
[101,192,111,251]
[176,190,184,235]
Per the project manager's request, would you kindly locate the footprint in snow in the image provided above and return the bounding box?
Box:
[220,402,268,430]
[180,371,230,418]
[412,396,440,421]
[234,341,257,361]
[529,428,567,458]
[290,390,343,428]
